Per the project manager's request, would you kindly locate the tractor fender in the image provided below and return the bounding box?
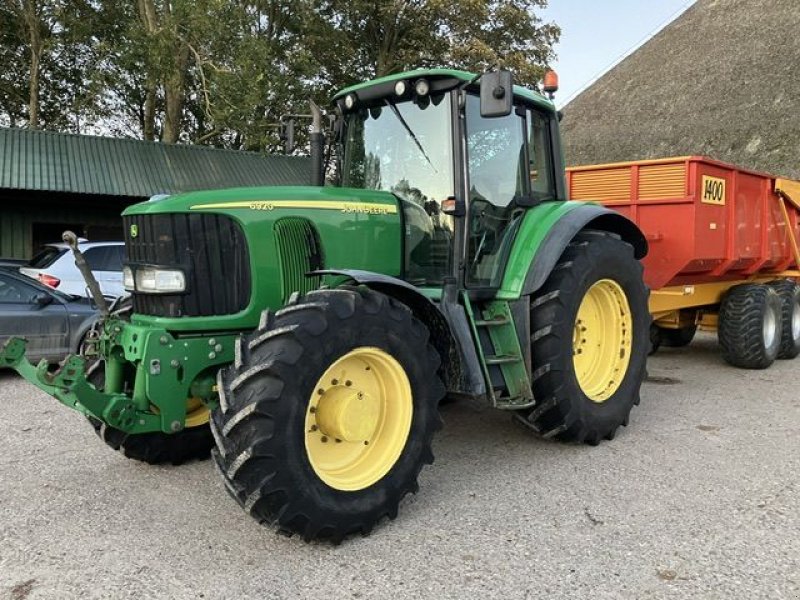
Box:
[312,270,465,392]
[520,204,647,297]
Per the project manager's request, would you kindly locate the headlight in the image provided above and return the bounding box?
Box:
[394,80,407,96]
[123,266,134,291]
[134,267,186,293]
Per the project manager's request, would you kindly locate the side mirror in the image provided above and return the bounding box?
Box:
[480,69,514,118]
[32,293,53,307]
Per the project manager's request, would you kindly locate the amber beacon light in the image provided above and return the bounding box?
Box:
[543,69,559,99]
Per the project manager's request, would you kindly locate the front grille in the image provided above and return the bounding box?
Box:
[273,217,324,303]
[124,213,251,318]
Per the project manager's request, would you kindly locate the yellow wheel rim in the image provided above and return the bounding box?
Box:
[304,347,413,492]
[573,279,633,403]
[150,397,210,429]
[184,397,210,428]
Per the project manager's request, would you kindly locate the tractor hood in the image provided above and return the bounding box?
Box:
[122,186,403,331]
[123,185,400,218]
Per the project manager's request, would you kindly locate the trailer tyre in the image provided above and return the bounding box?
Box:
[767,279,800,359]
[658,325,697,348]
[85,363,214,465]
[517,230,649,445]
[718,284,782,369]
[211,286,444,542]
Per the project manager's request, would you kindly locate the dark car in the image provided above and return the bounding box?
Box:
[0,267,100,363]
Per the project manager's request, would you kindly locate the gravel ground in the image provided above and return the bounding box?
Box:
[0,332,798,599]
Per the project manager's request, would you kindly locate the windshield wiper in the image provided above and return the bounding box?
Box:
[385,100,437,173]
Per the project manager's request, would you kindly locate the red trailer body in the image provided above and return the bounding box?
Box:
[567,156,800,291]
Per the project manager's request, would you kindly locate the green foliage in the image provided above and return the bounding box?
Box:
[0,0,560,149]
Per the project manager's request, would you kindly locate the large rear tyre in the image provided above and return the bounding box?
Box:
[767,279,800,359]
[211,287,444,542]
[718,284,781,369]
[516,231,649,445]
[86,362,214,465]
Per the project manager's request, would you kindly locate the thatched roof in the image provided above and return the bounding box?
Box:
[561,0,800,179]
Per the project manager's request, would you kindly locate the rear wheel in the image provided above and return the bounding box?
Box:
[718,284,781,369]
[86,362,214,465]
[767,279,800,359]
[211,287,444,542]
[516,231,649,444]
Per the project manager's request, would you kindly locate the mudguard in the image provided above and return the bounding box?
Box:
[497,202,647,300]
[313,270,484,396]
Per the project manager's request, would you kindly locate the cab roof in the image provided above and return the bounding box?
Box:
[333,68,555,112]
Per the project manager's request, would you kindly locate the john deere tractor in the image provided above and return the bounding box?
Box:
[0,68,649,541]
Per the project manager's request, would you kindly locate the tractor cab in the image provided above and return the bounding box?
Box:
[333,69,563,290]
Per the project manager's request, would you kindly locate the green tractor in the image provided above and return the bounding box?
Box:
[1,68,649,541]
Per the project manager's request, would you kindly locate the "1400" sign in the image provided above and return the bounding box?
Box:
[701,175,726,205]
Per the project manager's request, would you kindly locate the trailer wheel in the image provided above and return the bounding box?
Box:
[648,325,662,355]
[718,284,782,369]
[658,325,697,348]
[211,287,444,542]
[85,364,214,465]
[767,279,800,359]
[517,230,649,445]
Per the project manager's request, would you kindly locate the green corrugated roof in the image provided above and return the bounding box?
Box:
[0,128,311,197]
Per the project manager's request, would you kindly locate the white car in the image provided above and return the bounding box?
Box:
[20,241,126,299]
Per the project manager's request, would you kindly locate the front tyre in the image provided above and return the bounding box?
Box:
[517,231,649,444]
[211,287,444,542]
[85,358,214,466]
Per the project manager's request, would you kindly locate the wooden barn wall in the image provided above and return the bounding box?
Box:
[0,190,139,258]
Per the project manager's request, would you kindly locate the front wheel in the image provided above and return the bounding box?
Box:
[516,231,650,444]
[211,287,444,542]
[86,363,214,465]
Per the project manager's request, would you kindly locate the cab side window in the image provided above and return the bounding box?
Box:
[527,110,554,200]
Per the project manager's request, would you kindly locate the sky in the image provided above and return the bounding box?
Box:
[540,0,697,105]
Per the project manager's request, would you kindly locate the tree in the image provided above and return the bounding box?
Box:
[307,0,560,89]
[0,0,560,147]
[0,0,117,131]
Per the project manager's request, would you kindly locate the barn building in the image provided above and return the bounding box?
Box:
[561,0,800,179]
[0,128,310,259]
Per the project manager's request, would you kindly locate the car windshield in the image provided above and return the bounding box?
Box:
[341,94,454,207]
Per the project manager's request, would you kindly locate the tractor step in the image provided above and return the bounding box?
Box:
[464,295,534,410]
[484,354,520,366]
[475,317,510,327]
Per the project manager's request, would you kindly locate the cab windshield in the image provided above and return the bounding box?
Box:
[341,95,454,206]
[341,94,455,284]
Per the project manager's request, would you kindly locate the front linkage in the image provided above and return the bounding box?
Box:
[1,317,234,434]
[1,231,233,436]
